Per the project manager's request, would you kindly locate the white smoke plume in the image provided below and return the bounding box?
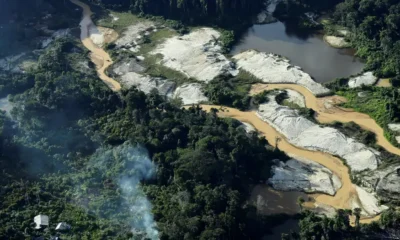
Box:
[89,142,159,239]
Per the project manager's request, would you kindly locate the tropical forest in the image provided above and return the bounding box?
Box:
[1,0,400,239]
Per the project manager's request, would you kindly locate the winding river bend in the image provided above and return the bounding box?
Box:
[71,0,398,224]
[250,83,400,156]
[198,105,380,224]
[70,0,121,91]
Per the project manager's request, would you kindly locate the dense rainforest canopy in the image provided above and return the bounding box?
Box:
[0,38,290,239]
[3,0,400,239]
[88,0,264,26]
[332,0,400,79]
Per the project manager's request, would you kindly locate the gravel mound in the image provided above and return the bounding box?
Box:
[285,89,306,107]
[268,157,342,195]
[151,28,238,82]
[376,170,400,201]
[257,94,380,172]
[352,186,388,216]
[173,83,209,105]
[233,50,330,96]
[120,72,175,97]
[115,21,155,52]
[388,123,400,144]
[361,165,400,201]
[388,123,400,132]
[112,59,146,75]
[324,36,349,48]
[348,72,377,88]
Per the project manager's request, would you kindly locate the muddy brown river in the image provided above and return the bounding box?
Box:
[71,0,393,224]
[250,83,400,157]
[70,0,121,91]
[198,104,379,224]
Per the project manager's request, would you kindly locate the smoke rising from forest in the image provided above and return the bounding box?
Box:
[89,142,159,239]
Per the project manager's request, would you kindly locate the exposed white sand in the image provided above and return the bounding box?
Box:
[173,83,209,105]
[115,21,155,48]
[257,94,380,172]
[269,157,342,195]
[120,72,175,97]
[233,50,330,96]
[151,28,238,82]
[285,89,306,107]
[348,72,377,88]
[89,25,105,47]
[241,122,256,133]
[389,123,400,132]
[362,164,400,202]
[353,186,388,216]
[324,36,350,48]
[338,29,350,36]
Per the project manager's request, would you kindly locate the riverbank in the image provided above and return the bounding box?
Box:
[70,0,394,224]
[251,83,400,157]
[199,104,383,223]
[70,0,121,91]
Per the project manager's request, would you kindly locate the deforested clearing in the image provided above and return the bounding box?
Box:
[268,157,342,196]
[257,94,380,172]
[285,89,306,107]
[115,21,155,49]
[120,72,176,97]
[151,28,238,82]
[173,83,209,105]
[233,50,330,96]
[348,71,377,88]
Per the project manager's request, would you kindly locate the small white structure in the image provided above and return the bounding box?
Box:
[34,215,49,229]
[56,222,71,231]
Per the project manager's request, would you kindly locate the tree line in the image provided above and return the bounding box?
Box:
[89,0,264,26]
[332,0,400,80]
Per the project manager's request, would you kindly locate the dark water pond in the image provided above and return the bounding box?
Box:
[231,21,364,83]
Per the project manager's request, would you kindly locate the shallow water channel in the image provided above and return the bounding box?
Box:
[231,21,364,83]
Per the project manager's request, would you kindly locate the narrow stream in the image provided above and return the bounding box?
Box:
[70,0,121,91]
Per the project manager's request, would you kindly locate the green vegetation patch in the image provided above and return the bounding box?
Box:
[143,55,195,85]
[337,86,400,147]
[325,121,376,148]
[96,11,141,33]
[204,70,262,110]
[276,91,317,123]
[332,0,400,79]
[295,208,400,240]
[139,28,177,55]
